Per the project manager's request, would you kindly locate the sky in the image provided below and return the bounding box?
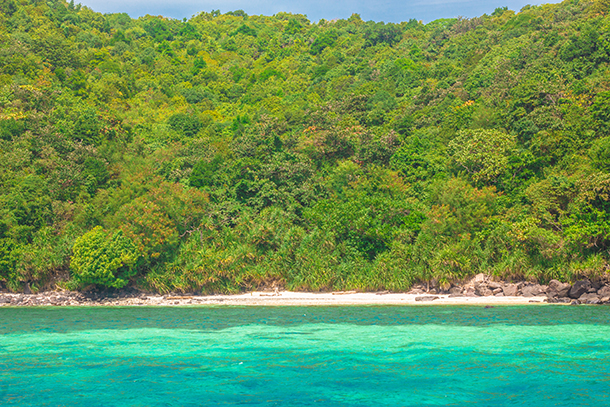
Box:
[77,0,561,23]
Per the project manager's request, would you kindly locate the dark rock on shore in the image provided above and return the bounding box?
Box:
[579,293,600,304]
[502,284,518,296]
[475,285,493,297]
[487,282,503,290]
[464,288,476,297]
[522,284,546,297]
[569,280,592,299]
[547,280,571,299]
[598,286,610,298]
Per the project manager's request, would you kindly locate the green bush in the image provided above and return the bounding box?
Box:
[70,227,141,288]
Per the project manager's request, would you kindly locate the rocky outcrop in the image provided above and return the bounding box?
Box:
[406,275,610,306]
[0,291,153,306]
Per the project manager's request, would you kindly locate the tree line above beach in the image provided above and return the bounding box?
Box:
[1,0,610,293]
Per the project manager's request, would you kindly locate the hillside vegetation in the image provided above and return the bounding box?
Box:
[1,0,610,293]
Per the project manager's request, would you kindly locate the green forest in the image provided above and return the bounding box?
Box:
[1,0,610,294]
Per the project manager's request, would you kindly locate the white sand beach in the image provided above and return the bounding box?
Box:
[135,291,550,306]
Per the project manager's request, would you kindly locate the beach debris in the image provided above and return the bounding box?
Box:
[332,291,357,295]
[415,296,439,302]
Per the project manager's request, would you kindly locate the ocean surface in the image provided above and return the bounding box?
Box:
[1,305,609,406]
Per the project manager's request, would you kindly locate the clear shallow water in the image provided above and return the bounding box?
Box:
[1,306,609,406]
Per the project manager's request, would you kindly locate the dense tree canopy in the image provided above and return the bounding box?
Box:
[1,0,609,293]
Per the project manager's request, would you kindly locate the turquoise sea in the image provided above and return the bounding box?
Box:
[1,306,609,406]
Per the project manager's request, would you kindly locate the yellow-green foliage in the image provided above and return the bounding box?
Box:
[0,0,609,293]
[448,129,516,185]
[70,227,140,288]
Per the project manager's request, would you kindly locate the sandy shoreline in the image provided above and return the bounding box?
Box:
[168,291,552,306]
[0,290,555,307]
[2,274,603,307]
